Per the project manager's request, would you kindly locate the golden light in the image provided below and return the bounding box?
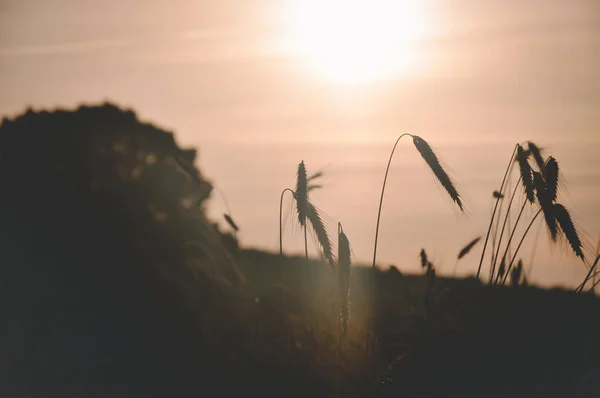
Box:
[284,0,429,84]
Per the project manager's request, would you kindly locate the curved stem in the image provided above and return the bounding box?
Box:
[279,188,295,255]
[477,144,518,278]
[501,208,542,285]
[372,133,412,269]
[214,182,232,215]
[490,181,521,284]
[494,200,527,285]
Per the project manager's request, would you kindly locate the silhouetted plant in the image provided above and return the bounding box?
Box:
[458,237,482,260]
[278,163,333,265]
[223,213,239,232]
[490,146,537,283]
[338,223,351,336]
[279,188,296,255]
[489,144,534,283]
[454,236,482,274]
[499,165,585,285]
[477,144,518,279]
[372,134,463,271]
[307,202,334,267]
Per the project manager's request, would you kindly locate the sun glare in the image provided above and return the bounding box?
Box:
[285,0,429,84]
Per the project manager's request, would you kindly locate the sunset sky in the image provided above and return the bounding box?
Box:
[1,0,599,287]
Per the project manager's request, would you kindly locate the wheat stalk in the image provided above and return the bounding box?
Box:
[296,161,309,258]
[477,144,518,278]
[368,133,462,358]
[500,171,559,284]
[492,145,538,284]
[338,223,351,336]
[494,198,529,284]
[280,164,332,262]
[501,194,581,285]
[489,190,505,282]
[489,145,531,283]
[490,173,521,284]
[372,134,463,269]
[279,188,295,255]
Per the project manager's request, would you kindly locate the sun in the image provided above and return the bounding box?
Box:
[284,0,429,84]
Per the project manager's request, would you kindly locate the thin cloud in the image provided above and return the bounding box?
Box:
[0,38,134,58]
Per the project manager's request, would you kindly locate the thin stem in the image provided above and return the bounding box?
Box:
[490,178,520,284]
[526,217,543,279]
[489,172,514,282]
[214,182,232,215]
[477,144,518,278]
[368,133,411,360]
[489,198,502,283]
[304,225,308,259]
[506,193,513,269]
[592,238,600,293]
[279,188,295,255]
[585,270,600,284]
[372,133,412,269]
[589,277,600,292]
[501,208,542,285]
[577,255,599,293]
[494,200,527,285]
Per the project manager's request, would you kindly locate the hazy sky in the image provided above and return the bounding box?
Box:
[1,0,599,288]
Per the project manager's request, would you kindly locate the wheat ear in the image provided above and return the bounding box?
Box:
[412,136,463,210]
[338,223,351,336]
